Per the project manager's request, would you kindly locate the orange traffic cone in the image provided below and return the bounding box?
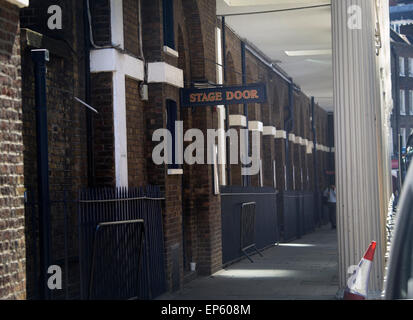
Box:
[344,241,377,300]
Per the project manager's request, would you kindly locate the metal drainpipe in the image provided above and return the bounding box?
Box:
[31,49,51,300]
[284,82,294,191]
[241,41,249,187]
[327,112,334,182]
[84,0,95,187]
[311,97,320,226]
[311,97,319,189]
[391,46,401,191]
[222,17,231,184]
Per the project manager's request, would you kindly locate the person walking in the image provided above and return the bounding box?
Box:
[323,184,337,229]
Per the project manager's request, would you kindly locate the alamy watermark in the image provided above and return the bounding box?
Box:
[47,265,62,290]
[348,5,362,30]
[152,122,261,176]
[47,5,63,30]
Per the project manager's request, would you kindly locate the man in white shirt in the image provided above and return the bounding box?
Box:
[323,184,337,229]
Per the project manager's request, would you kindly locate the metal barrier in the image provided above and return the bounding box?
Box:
[88,220,145,300]
[240,202,263,262]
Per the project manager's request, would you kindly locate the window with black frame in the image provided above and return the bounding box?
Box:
[163,0,175,49]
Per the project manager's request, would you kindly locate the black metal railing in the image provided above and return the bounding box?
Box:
[25,186,167,300]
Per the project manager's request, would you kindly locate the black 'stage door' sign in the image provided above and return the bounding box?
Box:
[180,83,267,107]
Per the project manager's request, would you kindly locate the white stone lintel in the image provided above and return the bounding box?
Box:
[5,0,29,8]
[263,126,277,137]
[90,48,144,81]
[275,130,287,139]
[148,62,184,88]
[302,138,309,146]
[248,121,264,132]
[229,114,247,128]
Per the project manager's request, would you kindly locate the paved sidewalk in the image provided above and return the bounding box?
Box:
[159,225,339,300]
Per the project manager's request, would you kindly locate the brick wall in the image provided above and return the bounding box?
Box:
[0,0,26,300]
[12,0,334,300]
[20,1,88,298]
[391,42,413,155]
[123,0,141,57]
[126,77,146,187]
[143,81,184,291]
[89,0,111,47]
[221,16,331,195]
[314,104,330,190]
[142,0,162,62]
[141,0,223,287]
[90,72,115,187]
[20,0,74,42]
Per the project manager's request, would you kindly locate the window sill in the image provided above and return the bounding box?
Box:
[163,46,179,58]
[167,169,183,175]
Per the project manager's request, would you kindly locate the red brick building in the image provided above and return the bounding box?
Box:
[0,0,333,299]
[0,0,28,300]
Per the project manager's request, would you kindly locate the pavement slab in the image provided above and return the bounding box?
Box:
[158,225,339,300]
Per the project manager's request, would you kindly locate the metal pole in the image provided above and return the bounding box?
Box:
[284,83,294,191]
[311,97,319,192]
[31,49,51,300]
[84,0,96,187]
[241,41,250,187]
[222,17,231,184]
[327,112,334,183]
[63,190,69,300]
[400,135,405,185]
[311,97,320,226]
